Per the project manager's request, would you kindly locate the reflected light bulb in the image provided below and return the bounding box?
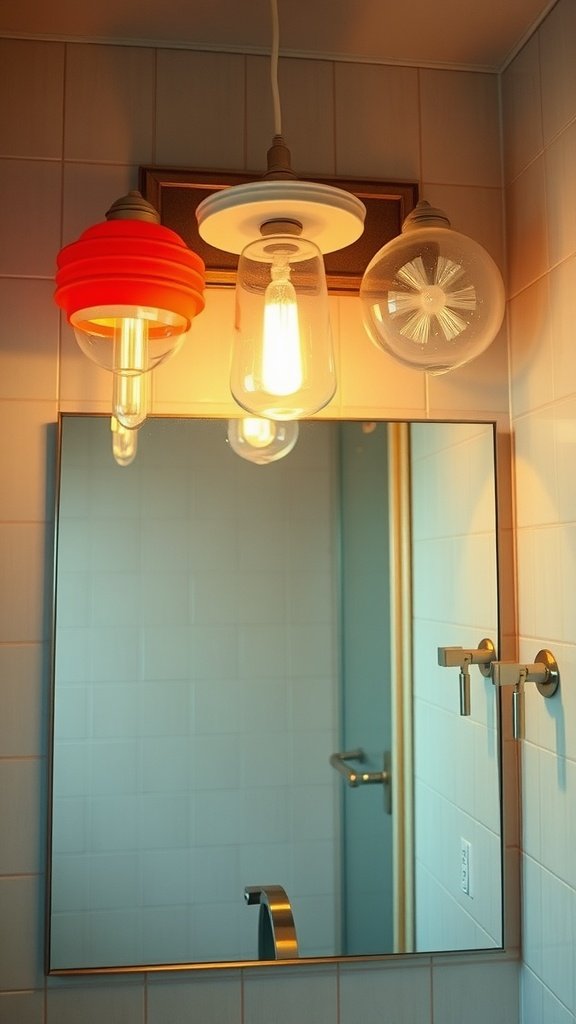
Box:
[111,416,138,467]
[262,261,303,396]
[227,417,299,465]
[240,417,276,448]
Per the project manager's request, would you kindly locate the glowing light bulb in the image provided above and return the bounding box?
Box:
[111,416,138,467]
[261,262,303,396]
[112,317,149,428]
[231,235,335,420]
[227,417,299,464]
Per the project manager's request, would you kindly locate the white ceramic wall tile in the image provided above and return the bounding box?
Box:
[64,44,155,164]
[243,966,338,1024]
[422,182,505,268]
[513,409,558,528]
[0,876,43,990]
[147,973,242,1024]
[155,50,245,168]
[0,524,47,643]
[555,413,576,528]
[247,56,336,176]
[334,63,420,180]
[539,0,576,144]
[521,743,542,863]
[521,966,544,1024]
[0,989,45,1023]
[0,39,64,159]
[420,69,501,188]
[432,959,519,1024]
[46,981,144,1024]
[549,254,576,400]
[0,401,58,522]
[0,159,61,278]
[509,276,553,419]
[541,986,576,1024]
[0,760,43,875]
[545,120,576,268]
[427,327,509,415]
[538,751,576,889]
[61,161,139,247]
[0,645,46,757]
[539,867,574,1009]
[337,296,427,415]
[501,34,543,184]
[505,156,548,297]
[151,288,237,412]
[339,962,431,1024]
[0,280,59,401]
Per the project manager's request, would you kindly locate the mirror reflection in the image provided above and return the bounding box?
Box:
[48,415,502,972]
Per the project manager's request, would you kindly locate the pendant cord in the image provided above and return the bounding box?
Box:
[270,0,282,136]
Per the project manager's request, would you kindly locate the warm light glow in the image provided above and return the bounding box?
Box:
[112,318,149,429]
[240,417,276,448]
[261,262,303,396]
[110,416,138,467]
[227,416,299,464]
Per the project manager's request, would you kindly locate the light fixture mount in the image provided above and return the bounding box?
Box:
[196,178,365,257]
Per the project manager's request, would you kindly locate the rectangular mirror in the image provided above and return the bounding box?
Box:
[47,414,503,973]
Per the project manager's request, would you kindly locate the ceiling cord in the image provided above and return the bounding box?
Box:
[270,0,282,136]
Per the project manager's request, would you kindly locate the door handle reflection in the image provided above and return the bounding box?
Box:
[329,748,392,814]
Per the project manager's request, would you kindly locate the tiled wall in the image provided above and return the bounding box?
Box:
[0,32,520,1023]
[411,422,501,951]
[502,0,576,1020]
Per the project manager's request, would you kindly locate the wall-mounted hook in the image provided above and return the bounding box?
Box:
[490,649,560,739]
[437,638,497,716]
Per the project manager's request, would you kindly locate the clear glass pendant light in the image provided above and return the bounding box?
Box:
[359,201,505,374]
[231,231,334,419]
[195,0,364,420]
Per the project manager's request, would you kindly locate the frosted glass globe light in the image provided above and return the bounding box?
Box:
[359,201,505,374]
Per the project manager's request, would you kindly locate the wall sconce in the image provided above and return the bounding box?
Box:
[54,190,205,460]
[360,200,505,374]
[195,0,365,420]
[227,416,299,464]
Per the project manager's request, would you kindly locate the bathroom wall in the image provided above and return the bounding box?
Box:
[410,422,501,952]
[0,31,520,1023]
[502,0,576,1019]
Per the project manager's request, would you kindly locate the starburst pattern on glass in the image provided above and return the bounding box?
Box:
[388,255,477,346]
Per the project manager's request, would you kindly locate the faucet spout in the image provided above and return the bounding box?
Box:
[244,885,299,960]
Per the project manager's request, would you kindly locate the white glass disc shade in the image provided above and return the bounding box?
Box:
[227,417,299,464]
[196,179,366,255]
[231,236,335,420]
[359,227,505,374]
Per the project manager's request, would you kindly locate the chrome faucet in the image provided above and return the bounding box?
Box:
[244,885,299,960]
